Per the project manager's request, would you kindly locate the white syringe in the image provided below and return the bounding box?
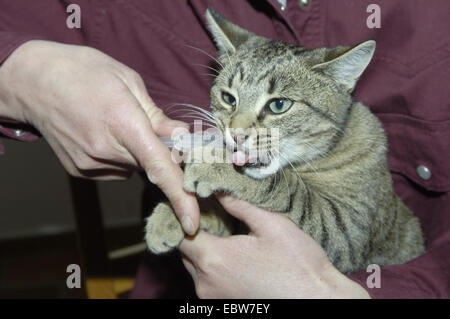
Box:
[159,131,224,152]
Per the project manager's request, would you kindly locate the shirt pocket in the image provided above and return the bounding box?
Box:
[119,0,213,48]
[364,0,450,78]
[377,113,450,193]
[106,0,216,101]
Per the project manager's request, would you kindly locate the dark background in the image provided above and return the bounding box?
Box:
[0,137,150,298]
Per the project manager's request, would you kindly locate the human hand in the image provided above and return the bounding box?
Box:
[0,40,199,234]
[180,195,370,298]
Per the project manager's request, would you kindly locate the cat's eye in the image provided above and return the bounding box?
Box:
[222,92,237,109]
[268,99,293,114]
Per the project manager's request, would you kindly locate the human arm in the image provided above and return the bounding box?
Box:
[0,40,200,234]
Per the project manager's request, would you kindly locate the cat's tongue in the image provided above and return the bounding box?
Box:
[233,151,256,166]
[233,151,247,166]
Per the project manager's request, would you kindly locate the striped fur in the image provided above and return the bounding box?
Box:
[145,9,424,273]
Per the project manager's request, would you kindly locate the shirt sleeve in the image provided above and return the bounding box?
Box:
[0,0,92,154]
[0,32,45,154]
[348,235,450,298]
[0,35,41,151]
[0,31,43,64]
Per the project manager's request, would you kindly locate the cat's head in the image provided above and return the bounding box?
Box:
[206,8,375,179]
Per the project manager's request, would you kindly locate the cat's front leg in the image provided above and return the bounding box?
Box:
[145,199,235,254]
[184,161,295,212]
[145,202,184,254]
[183,146,268,200]
[183,161,238,198]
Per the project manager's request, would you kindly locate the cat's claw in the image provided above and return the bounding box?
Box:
[185,179,215,198]
[183,164,217,198]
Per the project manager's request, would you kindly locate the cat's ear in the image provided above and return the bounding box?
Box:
[312,40,376,92]
[206,7,256,55]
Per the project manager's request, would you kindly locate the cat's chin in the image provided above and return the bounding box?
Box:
[241,159,281,179]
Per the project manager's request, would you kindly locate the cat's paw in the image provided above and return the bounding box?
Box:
[145,202,184,254]
[184,163,220,198]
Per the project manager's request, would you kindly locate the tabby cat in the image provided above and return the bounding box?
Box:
[145,8,425,274]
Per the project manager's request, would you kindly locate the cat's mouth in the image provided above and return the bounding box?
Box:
[232,150,271,168]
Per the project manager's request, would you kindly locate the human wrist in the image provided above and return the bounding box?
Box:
[0,40,54,123]
[0,40,35,122]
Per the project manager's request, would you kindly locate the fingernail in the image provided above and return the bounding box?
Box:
[147,172,158,185]
[181,216,195,236]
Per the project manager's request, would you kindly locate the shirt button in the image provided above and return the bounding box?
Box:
[13,129,26,137]
[299,0,311,8]
[277,0,287,11]
[416,165,432,181]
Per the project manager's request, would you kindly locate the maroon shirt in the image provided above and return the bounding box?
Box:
[1,0,449,298]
